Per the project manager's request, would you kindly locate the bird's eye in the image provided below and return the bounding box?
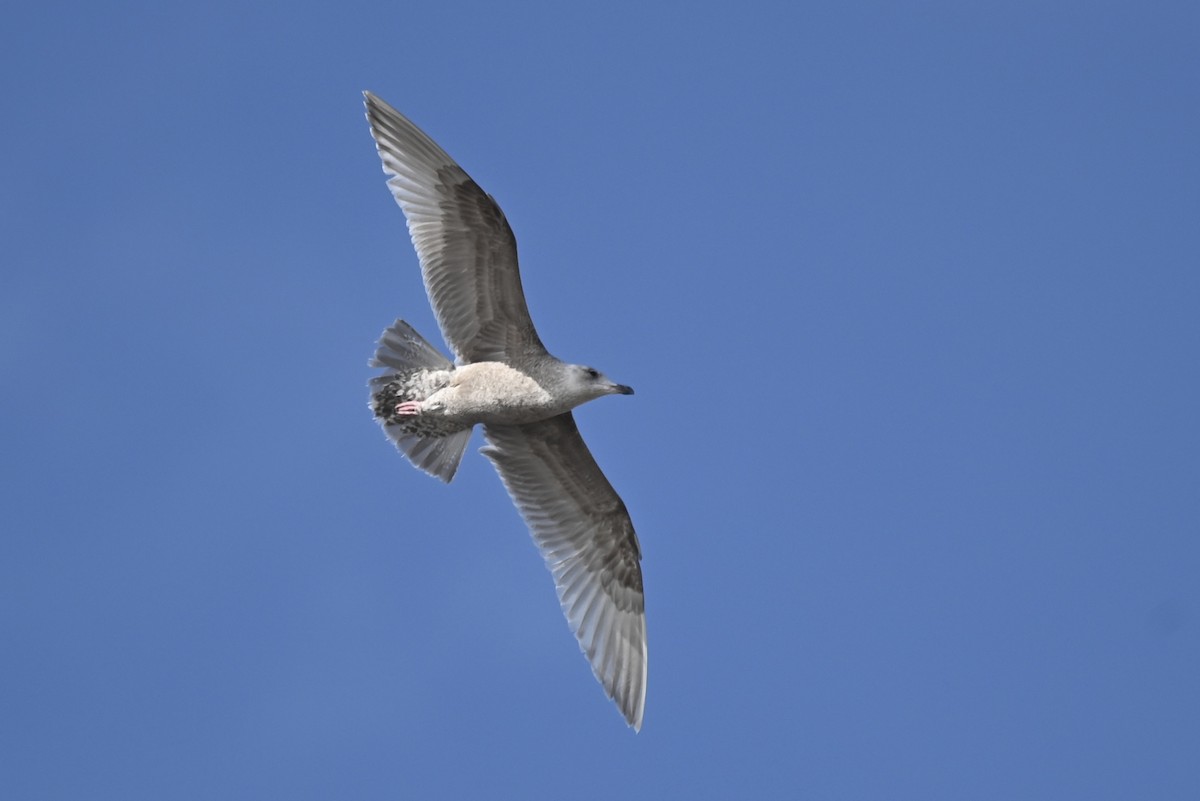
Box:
[585,367,599,379]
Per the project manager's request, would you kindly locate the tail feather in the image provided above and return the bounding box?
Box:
[369,319,471,482]
[382,425,471,483]
[371,319,454,371]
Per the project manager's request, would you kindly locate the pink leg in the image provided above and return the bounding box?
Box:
[395,401,423,416]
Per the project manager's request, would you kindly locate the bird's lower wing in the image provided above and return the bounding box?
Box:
[481,414,647,730]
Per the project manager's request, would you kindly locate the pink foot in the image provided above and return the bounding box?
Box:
[395,401,423,416]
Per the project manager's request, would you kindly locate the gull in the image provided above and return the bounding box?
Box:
[363,92,647,730]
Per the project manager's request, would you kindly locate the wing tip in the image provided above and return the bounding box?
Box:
[621,625,648,732]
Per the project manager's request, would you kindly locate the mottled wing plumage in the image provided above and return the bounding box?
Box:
[364,92,546,364]
[481,414,647,730]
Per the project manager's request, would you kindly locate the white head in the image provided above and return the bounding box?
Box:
[560,363,634,406]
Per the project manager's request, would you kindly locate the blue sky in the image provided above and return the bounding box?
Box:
[3,1,1198,798]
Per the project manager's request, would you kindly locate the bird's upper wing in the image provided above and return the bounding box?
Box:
[481,414,647,730]
[364,92,546,364]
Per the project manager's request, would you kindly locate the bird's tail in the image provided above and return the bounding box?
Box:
[369,319,471,482]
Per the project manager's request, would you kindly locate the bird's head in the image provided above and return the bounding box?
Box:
[565,363,634,404]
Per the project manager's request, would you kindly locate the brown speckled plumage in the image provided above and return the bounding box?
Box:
[371,369,467,438]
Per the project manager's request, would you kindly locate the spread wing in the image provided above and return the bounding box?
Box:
[364,91,547,364]
[481,414,647,730]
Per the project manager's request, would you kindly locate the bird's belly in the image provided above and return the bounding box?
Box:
[440,362,557,425]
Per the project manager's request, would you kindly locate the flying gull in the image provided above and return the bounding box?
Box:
[362,92,647,730]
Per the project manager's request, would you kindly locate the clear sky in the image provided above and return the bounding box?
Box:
[3,2,1198,799]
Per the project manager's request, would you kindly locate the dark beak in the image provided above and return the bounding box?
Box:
[614,384,634,395]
